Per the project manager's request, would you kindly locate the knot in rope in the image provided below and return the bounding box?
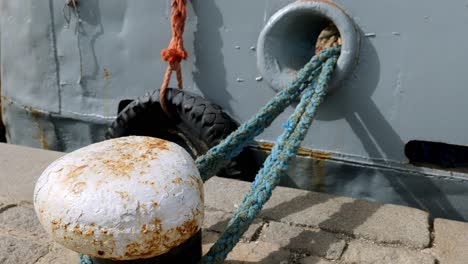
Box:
[161,48,187,64]
[161,0,187,63]
[160,0,188,115]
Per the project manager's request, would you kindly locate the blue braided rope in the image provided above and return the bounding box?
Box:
[78,47,340,264]
[200,54,338,264]
[196,47,341,181]
[79,254,93,264]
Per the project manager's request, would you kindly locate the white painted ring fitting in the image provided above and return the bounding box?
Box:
[257,0,360,92]
[33,136,204,260]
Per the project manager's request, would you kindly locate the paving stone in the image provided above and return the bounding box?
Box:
[342,240,435,264]
[0,205,48,239]
[0,143,63,202]
[35,243,79,264]
[203,241,290,264]
[205,177,250,213]
[203,209,264,241]
[202,230,222,245]
[203,210,232,232]
[205,177,430,248]
[259,221,345,260]
[312,199,430,249]
[300,256,336,264]
[433,218,468,264]
[0,235,49,264]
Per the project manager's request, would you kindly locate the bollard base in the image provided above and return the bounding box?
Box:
[90,231,202,264]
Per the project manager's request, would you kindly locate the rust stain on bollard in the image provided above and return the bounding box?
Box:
[71,182,87,195]
[124,216,199,259]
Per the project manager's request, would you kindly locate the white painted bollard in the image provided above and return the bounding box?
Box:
[33,136,204,263]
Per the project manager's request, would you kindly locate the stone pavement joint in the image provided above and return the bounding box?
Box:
[0,205,47,239]
[299,256,335,264]
[0,235,50,264]
[202,209,265,242]
[258,221,346,260]
[0,204,17,215]
[342,240,436,264]
[203,241,291,264]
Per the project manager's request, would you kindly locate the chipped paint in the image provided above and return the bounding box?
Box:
[71,182,86,195]
[33,136,204,260]
[115,191,129,200]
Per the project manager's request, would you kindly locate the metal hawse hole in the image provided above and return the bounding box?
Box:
[257,0,359,92]
[405,140,468,169]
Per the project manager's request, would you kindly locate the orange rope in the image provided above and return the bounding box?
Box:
[160,0,188,115]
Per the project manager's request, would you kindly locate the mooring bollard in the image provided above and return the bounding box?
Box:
[33,136,204,263]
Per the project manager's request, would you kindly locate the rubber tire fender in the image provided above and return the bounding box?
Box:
[106,88,257,179]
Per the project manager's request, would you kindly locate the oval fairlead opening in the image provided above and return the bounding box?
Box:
[257,0,360,92]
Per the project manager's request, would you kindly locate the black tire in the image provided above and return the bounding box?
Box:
[106,88,257,180]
